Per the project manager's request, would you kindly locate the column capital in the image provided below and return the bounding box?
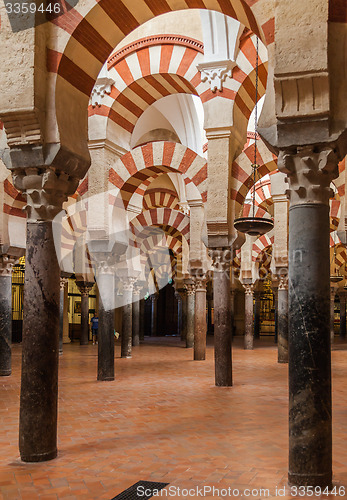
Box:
[209,247,232,273]
[60,277,69,291]
[122,277,137,292]
[243,283,254,296]
[76,281,94,296]
[278,274,289,291]
[277,146,339,206]
[184,281,196,296]
[0,255,16,276]
[193,274,207,292]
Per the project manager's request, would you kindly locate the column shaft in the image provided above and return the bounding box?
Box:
[254,292,261,339]
[340,294,346,339]
[150,295,158,337]
[277,280,289,363]
[19,221,59,462]
[80,293,90,345]
[180,292,187,342]
[194,278,207,360]
[244,286,254,350]
[330,289,335,344]
[288,204,332,486]
[0,274,13,376]
[186,287,195,348]
[139,299,145,341]
[121,287,133,358]
[132,295,140,346]
[59,283,64,355]
[97,272,114,381]
[213,268,232,386]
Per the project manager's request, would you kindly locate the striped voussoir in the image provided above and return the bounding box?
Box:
[87,32,268,145]
[3,177,26,219]
[252,233,274,263]
[108,142,207,206]
[143,188,180,211]
[48,0,273,98]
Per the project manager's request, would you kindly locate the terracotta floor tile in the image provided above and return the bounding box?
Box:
[0,337,347,499]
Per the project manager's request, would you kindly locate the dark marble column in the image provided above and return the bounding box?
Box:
[330,287,336,344]
[174,291,182,337]
[150,293,158,337]
[179,289,188,342]
[278,146,338,488]
[20,221,60,462]
[76,281,94,346]
[277,275,289,363]
[139,298,145,341]
[211,249,232,386]
[253,291,261,339]
[0,256,15,376]
[339,291,346,339]
[193,274,207,360]
[132,285,141,347]
[97,271,115,381]
[207,297,213,334]
[121,279,135,358]
[243,283,254,350]
[59,277,69,355]
[272,285,278,343]
[184,280,195,348]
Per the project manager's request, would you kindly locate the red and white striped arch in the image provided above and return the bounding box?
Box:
[108,141,207,208]
[252,233,274,262]
[130,208,190,245]
[88,32,268,147]
[143,188,180,211]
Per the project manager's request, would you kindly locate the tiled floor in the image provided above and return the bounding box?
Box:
[0,336,347,500]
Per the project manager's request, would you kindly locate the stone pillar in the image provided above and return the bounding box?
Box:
[62,280,70,344]
[253,291,261,340]
[76,281,94,346]
[0,256,15,376]
[97,270,115,381]
[278,146,339,487]
[132,285,141,347]
[277,275,289,363]
[184,280,195,348]
[121,278,136,358]
[243,283,254,350]
[193,274,207,360]
[330,287,336,344]
[339,291,346,339]
[230,289,235,338]
[150,293,158,337]
[211,249,232,386]
[272,285,279,344]
[59,277,69,355]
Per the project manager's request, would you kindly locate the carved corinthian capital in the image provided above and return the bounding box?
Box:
[277,146,339,207]
[11,167,79,222]
[243,283,254,296]
[209,247,232,273]
[0,255,16,276]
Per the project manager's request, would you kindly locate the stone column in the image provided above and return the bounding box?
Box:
[330,287,336,344]
[211,249,232,386]
[277,275,289,363]
[174,291,182,337]
[132,285,141,347]
[97,269,115,381]
[193,274,207,360]
[243,283,254,350]
[121,278,136,358]
[339,291,346,339]
[150,293,158,337]
[253,291,261,340]
[230,289,235,338]
[0,255,15,376]
[139,298,145,341]
[272,285,279,343]
[76,281,94,346]
[179,289,188,342]
[59,277,69,355]
[184,280,195,348]
[10,165,79,463]
[62,280,70,344]
[278,146,339,487]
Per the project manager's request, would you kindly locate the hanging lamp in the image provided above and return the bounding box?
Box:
[330,244,343,283]
[234,36,274,237]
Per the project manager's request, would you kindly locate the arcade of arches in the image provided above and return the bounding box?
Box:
[1,1,347,497]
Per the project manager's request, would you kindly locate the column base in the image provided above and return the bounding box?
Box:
[121,355,132,359]
[80,342,89,346]
[21,449,57,463]
[278,359,288,364]
[288,472,332,488]
[97,376,114,382]
[0,369,11,376]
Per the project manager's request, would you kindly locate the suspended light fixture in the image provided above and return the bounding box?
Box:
[330,244,343,283]
[234,36,274,237]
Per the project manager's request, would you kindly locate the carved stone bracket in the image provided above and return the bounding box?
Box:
[91,76,115,107]
[197,60,236,92]
[278,146,340,206]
